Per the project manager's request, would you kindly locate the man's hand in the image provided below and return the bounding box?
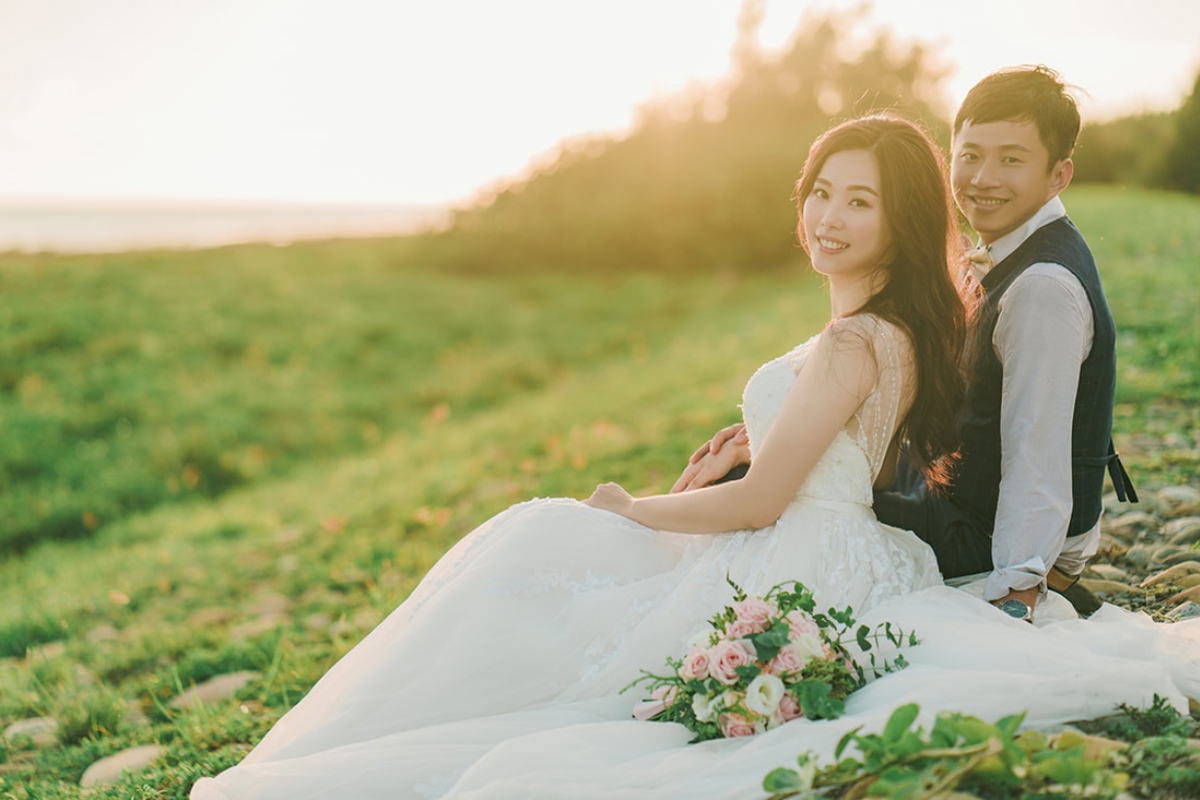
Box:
[670,424,750,494]
[993,586,1039,622]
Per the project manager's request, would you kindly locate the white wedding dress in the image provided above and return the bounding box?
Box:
[193,319,1200,800]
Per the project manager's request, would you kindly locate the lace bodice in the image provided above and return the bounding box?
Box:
[740,316,912,507]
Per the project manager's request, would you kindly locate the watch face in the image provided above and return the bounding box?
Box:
[999,599,1031,619]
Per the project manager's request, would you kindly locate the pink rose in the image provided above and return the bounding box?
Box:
[725,619,758,639]
[719,712,756,738]
[679,646,711,681]
[733,598,774,634]
[778,693,804,722]
[765,644,806,677]
[708,640,755,686]
[785,610,821,640]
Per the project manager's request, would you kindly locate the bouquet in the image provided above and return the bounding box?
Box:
[624,577,915,742]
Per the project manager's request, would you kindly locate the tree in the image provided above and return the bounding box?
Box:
[1159,70,1200,193]
[420,5,951,275]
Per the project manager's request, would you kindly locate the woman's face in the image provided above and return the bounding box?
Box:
[801,149,891,282]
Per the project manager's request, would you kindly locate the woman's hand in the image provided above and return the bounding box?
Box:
[671,424,750,493]
[583,482,636,518]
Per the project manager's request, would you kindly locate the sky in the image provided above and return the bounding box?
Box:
[0,0,1197,207]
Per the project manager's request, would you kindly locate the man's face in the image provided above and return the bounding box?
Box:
[951,119,1072,245]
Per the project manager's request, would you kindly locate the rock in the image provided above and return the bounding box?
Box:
[1152,545,1184,565]
[187,607,237,627]
[304,612,332,631]
[1161,549,1200,567]
[1121,545,1154,569]
[1106,510,1159,538]
[26,641,66,661]
[1079,579,1138,598]
[1163,517,1200,547]
[229,615,284,640]
[169,671,260,709]
[1085,564,1132,582]
[1167,585,1200,606]
[124,705,150,726]
[253,593,290,617]
[277,553,301,574]
[79,744,162,787]
[1176,574,1200,589]
[1141,561,1200,587]
[3,717,58,747]
[85,625,119,643]
[1191,697,1200,717]
[1169,601,1200,621]
[1157,486,1200,517]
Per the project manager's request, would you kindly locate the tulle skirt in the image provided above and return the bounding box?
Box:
[191,499,1200,800]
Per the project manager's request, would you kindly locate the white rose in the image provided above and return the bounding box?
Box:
[744,673,785,717]
[692,692,717,723]
[795,632,825,662]
[689,629,716,649]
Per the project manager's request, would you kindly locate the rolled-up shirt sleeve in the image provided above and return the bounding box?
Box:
[983,265,1093,602]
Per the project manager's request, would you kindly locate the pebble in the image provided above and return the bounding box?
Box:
[1157,486,1200,516]
[169,671,260,709]
[1105,510,1159,538]
[1121,546,1154,569]
[79,744,162,787]
[187,607,237,627]
[229,615,285,640]
[26,641,66,661]
[253,593,291,617]
[3,717,58,747]
[1163,517,1200,546]
[1141,561,1200,587]
[1079,579,1137,598]
[1167,585,1200,606]
[1160,549,1200,567]
[1086,564,1131,582]
[1170,602,1200,621]
[85,625,120,644]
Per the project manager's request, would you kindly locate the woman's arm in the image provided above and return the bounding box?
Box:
[585,324,878,533]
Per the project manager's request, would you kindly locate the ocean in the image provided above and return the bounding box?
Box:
[0,202,448,254]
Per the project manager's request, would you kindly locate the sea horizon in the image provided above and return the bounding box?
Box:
[0,199,450,255]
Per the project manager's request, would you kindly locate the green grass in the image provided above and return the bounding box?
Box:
[0,185,1196,798]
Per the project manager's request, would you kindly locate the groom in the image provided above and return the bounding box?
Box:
[676,66,1136,620]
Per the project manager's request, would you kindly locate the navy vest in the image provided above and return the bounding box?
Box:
[949,217,1135,538]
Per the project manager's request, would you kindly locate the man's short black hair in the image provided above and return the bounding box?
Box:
[954,65,1081,166]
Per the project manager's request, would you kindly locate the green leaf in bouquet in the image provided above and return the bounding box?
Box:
[793,680,845,721]
[855,624,872,652]
[749,620,792,663]
[724,574,747,602]
[761,766,808,792]
[882,703,920,745]
[827,606,855,627]
[735,664,761,681]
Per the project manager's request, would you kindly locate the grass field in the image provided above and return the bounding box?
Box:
[0,185,1197,798]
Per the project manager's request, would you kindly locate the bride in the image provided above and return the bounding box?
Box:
[192,116,1200,800]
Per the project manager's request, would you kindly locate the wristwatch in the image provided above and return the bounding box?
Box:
[997,598,1033,622]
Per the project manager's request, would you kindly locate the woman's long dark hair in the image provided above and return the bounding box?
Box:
[794,114,969,489]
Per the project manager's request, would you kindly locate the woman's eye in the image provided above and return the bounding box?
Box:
[812,188,829,199]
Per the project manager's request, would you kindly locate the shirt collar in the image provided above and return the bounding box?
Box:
[981,196,1067,266]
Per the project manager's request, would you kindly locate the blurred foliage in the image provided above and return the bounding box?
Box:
[1073,112,1177,185]
[1159,70,1200,194]
[413,4,950,274]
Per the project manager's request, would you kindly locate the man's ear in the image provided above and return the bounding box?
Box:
[1047,157,1074,199]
